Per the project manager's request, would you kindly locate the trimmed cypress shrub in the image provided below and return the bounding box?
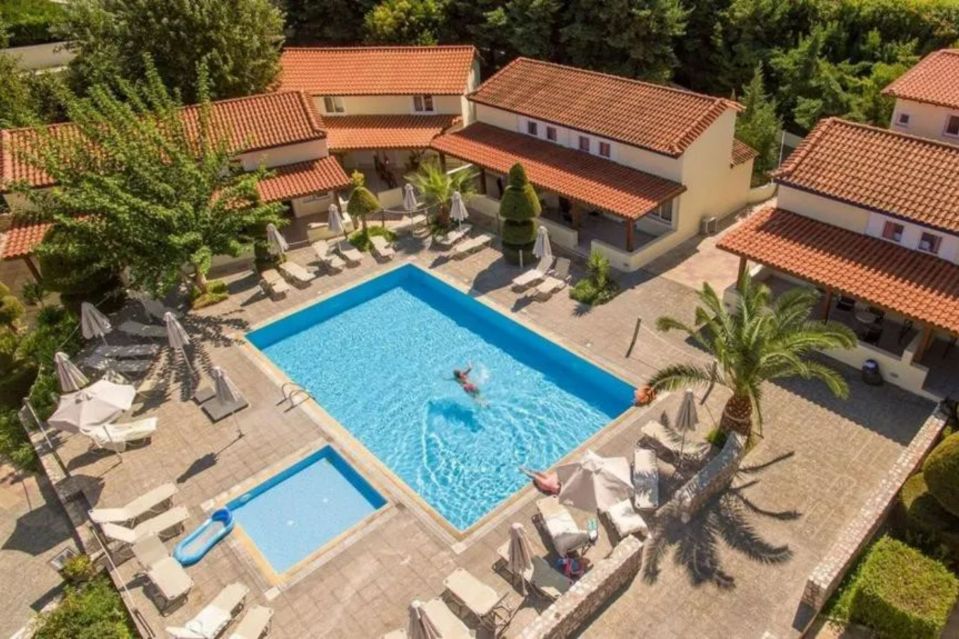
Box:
[498,163,540,265]
[898,472,959,561]
[924,432,959,518]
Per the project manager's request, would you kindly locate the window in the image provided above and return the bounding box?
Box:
[945,115,959,137]
[413,95,434,112]
[546,126,557,142]
[527,121,538,136]
[882,220,904,242]
[578,136,590,152]
[323,96,344,113]
[918,232,942,254]
[599,141,611,158]
[897,113,910,127]
[649,200,673,224]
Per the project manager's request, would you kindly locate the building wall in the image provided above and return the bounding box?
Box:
[863,212,959,265]
[314,94,465,118]
[237,139,329,171]
[890,98,959,146]
[777,186,871,233]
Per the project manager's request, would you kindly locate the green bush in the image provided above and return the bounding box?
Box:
[848,536,958,639]
[0,282,25,329]
[0,408,37,471]
[33,574,135,639]
[569,251,618,306]
[924,432,959,518]
[189,279,228,310]
[498,164,540,265]
[0,0,65,46]
[349,225,396,252]
[705,427,728,449]
[898,473,959,565]
[61,554,98,585]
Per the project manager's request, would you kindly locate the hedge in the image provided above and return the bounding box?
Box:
[0,0,65,46]
[849,536,958,639]
[924,432,959,518]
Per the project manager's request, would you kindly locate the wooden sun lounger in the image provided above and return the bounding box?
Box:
[336,241,363,266]
[132,534,193,613]
[534,257,572,300]
[227,605,273,639]
[394,213,427,235]
[100,506,189,545]
[84,353,154,374]
[452,233,494,259]
[512,256,554,290]
[94,344,161,359]
[435,223,472,247]
[495,542,572,601]
[82,417,158,452]
[278,261,315,286]
[118,320,167,339]
[604,499,649,538]
[89,482,177,525]
[259,269,290,300]
[370,235,396,259]
[535,497,590,557]
[311,240,346,272]
[166,582,249,639]
[423,598,475,639]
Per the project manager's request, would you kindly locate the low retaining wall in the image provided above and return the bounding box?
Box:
[801,411,948,610]
[517,536,644,639]
[674,432,746,518]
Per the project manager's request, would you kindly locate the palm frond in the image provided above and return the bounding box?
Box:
[647,363,721,393]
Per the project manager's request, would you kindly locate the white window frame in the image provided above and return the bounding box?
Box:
[918,231,942,255]
[944,114,959,138]
[896,112,910,127]
[413,94,435,113]
[578,135,590,153]
[526,120,539,137]
[323,96,345,114]
[882,220,904,243]
[598,141,612,158]
[546,125,557,142]
[647,200,674,226]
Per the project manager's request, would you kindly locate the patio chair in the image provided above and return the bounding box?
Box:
[82,417,158,452]
[632,447,660,511]
[336,240,364,266]
[165,582,249,639]
[423,598,475,639]
[311,240,346,272]
[100,505,189,546]
[259,269,290,300]
[495,543,572,601]
[511,255,554,291]
[118,320,167,339]
[94,344,161,359]
[604,498,649,539]
[435,224,472,248]
[451,233,494,259]
[370,235,396,260]
[534,258,571,300]
[534,496,590,557]
[227,605,273,639]
[132,534,193,613]
[277,261,315,286]
[83,353,154,375]
[89,482,177,525]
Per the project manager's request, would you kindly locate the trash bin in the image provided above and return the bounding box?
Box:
[862,359,883,385]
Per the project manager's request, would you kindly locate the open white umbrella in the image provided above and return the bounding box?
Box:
[212,366,244,436]
[265,223,288,256]
[556,449,633,513]
[450,191,469,225]
[407,600,440,639]
[48,379,135,433]
[54,352,89,393]
[675,388,699,471]
[533,225,552,261]
[328,203,347,240]
[164,312,194,377]
[508,522,534,593]
[403,183,418,215]
[80,302,112,344]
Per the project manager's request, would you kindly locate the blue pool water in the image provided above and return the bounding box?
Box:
[228,446,385,574]
[248,265,634,530]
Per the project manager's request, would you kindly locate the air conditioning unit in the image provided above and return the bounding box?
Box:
[700,216,719,236]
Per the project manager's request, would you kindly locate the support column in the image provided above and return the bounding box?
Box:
[626,219,635,252]
[478,168,487,195]
[737,256,747,282]
[913,325,934,364]
[333,189,344,214]
[22,255,41,282]
[822,289,834,322]
[438,153,447,172]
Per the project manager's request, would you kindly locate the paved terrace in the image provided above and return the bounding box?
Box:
[40,227,933,639]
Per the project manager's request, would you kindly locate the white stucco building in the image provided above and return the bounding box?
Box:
[883,49,959,146]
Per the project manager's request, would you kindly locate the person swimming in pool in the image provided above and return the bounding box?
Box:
[453,363,481,397]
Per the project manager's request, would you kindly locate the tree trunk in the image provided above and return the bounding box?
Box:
[438,203,450,227]
[361,214,367,234]
[720,393,752,436]
[192,265,209,295]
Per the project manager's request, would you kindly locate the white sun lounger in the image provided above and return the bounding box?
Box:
[133,534,194,612]
[534,257,572,300]
[633,447,660,511]
[95,344,161,359]
[311,240,346,272]
[118,320,167,339]
[604,498,649,539]
[82,417,158,452]
[89,482,177,525]
[277,261,315,286]
[394,213,427,235]
[166,582,249,639]
[227,605,273,639]
[495,542,572,601]
[535,497,590,557]
[136,295,181,323]
[452,233,494,259]
[435,224,472,248]
[511,255,554,290]
[84,353,154,374]
[100,505,189,546]
[336,240,363,266]
[423,598,475,639]
[370,235,396,259]
[259,269,290,300]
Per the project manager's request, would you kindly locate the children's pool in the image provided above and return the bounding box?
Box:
[248,265,633,530]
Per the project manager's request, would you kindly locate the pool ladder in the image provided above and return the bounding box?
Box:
[280,382,313,410]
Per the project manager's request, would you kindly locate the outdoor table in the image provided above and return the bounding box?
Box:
[443,568,511,630]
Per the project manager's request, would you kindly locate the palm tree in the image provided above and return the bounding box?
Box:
[406,160,477,227]
[647,275,857,438]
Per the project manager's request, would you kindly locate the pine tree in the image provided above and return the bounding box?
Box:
[735,64,782,182]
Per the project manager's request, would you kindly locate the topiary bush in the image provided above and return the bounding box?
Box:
[898,472,959,565]
[346,171,381,234]
[498,163,540,265]
[924,432,959,518]
[848,536,958,639]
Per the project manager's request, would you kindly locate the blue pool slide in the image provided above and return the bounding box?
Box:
[174,508,234,566]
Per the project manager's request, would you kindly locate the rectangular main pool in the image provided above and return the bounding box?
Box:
[248,265,634,531]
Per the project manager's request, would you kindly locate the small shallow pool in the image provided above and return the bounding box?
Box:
[228,446,385,575]
[248,265,633,530]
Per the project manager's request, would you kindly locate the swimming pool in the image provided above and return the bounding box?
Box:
[228,446,386,575]
[248,265,634,530]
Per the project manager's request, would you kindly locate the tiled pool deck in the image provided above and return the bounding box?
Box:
[40,230,934,638]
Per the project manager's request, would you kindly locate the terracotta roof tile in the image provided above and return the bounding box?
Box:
[773,118,959,233]
[718,207,959,335]
[279,46,477,96]
[469,58,740,157]
[731,139,758,166]
[1,217,53,259]
[324,114,460,151]
[431,123,686,219]
[1,91,326,190]
[256,157,351,202]
[882,49,959,110]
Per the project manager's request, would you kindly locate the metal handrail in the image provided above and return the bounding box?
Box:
[280,382,313,406]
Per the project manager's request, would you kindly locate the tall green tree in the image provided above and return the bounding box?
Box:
[346,171,382,234]
[498,163,541,265]
[20,60,284,297]
[363,0,447,45]
[285,0,379,44]
[483,0,563,62]
[735,64,782,181]
[58,0,284,102]
[406,160,477,227]
[647,275,856,437]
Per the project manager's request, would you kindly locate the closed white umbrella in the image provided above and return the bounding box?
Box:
[54,352,89,393]
[449,191,469,224]
[533,225,552,261]
[164,312,193,377]
[212,366,244,436]
[403,183,418,215]
[556,449,633,513]
[675,388,699,471]
[80,302,112,344]
[328,204,346,240]
[48,379,135,433]
[508,523,534,593]
[265,223,288,256]
[407,600,440,639]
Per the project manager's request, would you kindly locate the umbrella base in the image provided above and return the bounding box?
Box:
[202,397,249,423]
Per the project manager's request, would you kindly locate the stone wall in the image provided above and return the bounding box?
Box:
[674,432,746,518]
[801,411,948,610]
[516,536,643,639]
